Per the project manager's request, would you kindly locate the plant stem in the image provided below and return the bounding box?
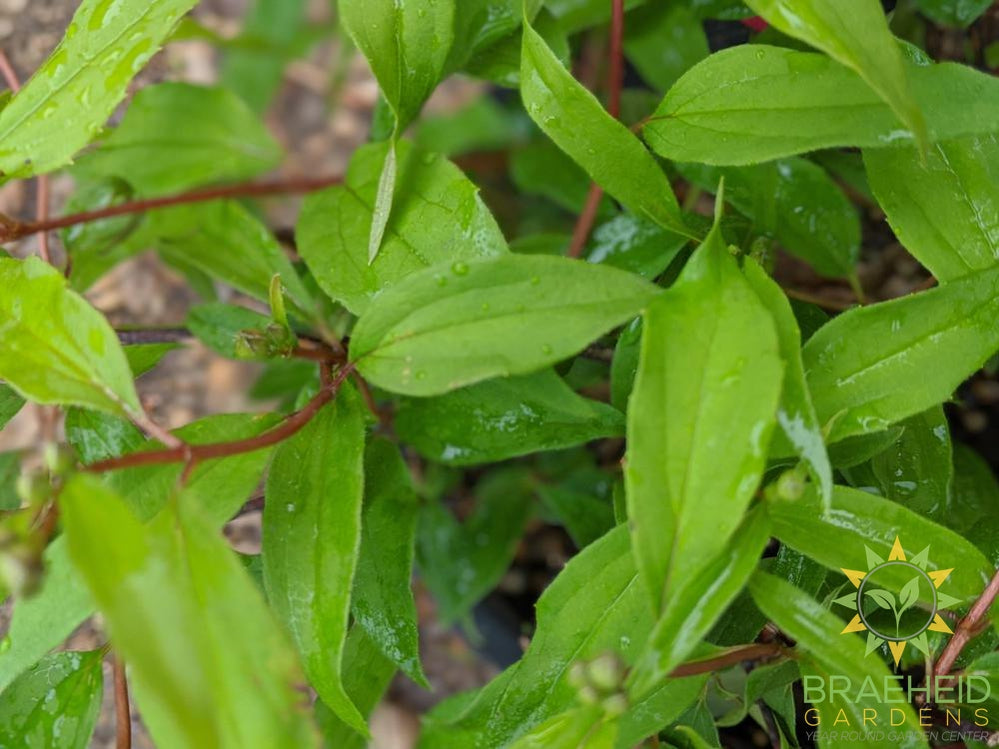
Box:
[0,175,343,243]
[668,642,786,678]
[932,566,999,678]
[113,655,131,749]
[86,364,354,473]
[567,0,625,258]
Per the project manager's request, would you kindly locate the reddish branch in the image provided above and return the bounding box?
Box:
[113,656,131,749]
[86,365,353,473]
[668,643,786,678]
[932,567,999,679]
[568,0,626,258]
[0,175,343,243]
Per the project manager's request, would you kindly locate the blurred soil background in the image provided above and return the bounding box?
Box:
[0,1,998,748]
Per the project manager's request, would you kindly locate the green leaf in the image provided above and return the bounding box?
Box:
[0,540,92,693]
[520,17,693,239]
[463,8,568,88]
[587,213,690,281]
[416,467,533,624]
[743,260,832,508]
[146,201,316,321]
[510,140,616,217]
[0,650,103,749]
[628,506,771,698]
[350,254,659,397]
[914,0,992,27]
[0,0,197,180]
[644,45,999,165]
[314,627,396,749]
[338,0,453,129]
[263,386,367,735]
[298,140,508,316]
[803,265,999,442]
[0,257,141,418]
[537,485,615,549]
[65,408,144,465]
[421,526,707,747]
[396,369,624,465]
[767,484,994,605]
[124,342,177,377]
[677,158,860,277]
[743,0,926,151]
[60,474,318,749]
[750,572,928,749]
[0,452,19,511]
[951,445,999,560]
[544,0,646,33]
[864,588,896,610]
[625,218,782,613]
[351,438,426,686]
[869,406,953,521]
[863,135,999,282]
[508,707,615,749]
[898,575,920,613]
[624,3,708,93]
[75,83,281,195]
[186,303,272,359]
[0,384,25,430]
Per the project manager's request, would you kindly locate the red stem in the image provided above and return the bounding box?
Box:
[932,567,999,677]
[668,643,786,678]
[113,655,131,749]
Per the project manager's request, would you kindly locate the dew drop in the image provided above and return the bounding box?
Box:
[451,261,469,276]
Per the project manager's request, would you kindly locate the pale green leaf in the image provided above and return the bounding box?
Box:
[625,220,782,613]
[744,0,926,150]
[0,650,103,749]
[520,18,693,239]
[0,257,141,418]
[0,0,197,179]
[863,134,999,282]
[350,254,659,397]
[298,140,508,316]
[61,474,318,749]
[803,265,999,441]
[263,386,367,735]
[645,46,999,165]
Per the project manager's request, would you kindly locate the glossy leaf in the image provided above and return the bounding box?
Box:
[750,572,928,749]
[743,0,926,150]
[76,82,281,195]
[677,158,860,277]
[586,213,690,281]
[645,45,999,165]
[624,3,708,93]
[863,134,999,282]
[338,0,452,129]
[628,506,771,698]
[803,265,999,441]
[298,140,508,316]
[351,438,426,685]
[420,526,706,747]
[263,387,367,734]
[914,0,992,27]
[625,217,782,613]
[186,303,272,359]
[61,475,319,749]
[416,468,533,624]
[767,484,993,604]
[744,260,832,507]
[0,257,141,418]
[396,370,624,465]
[350,254,659,397]
[520,17,693,239]
[0,650,103,749]
[65,408,144,465]
[0,0,197,179]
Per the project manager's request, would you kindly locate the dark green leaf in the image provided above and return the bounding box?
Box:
[396,370,624,465]
[863,135,999,282]
[351,438,426,685]
[416,467,533,624]
[298,140,508,316]
[510,140,616,217]
[0,0,197,179]
[645,46,999,165]
[61,474,318,749]
[803,266,999,442]
[626,216,782,613]
[76,83,281,195]
[520,18,693,239]
[914,0,992,27]
[263,386,367,734]
[0,257,141,418]
[124,342,177,377]
[586,213,689,280]
[0,452,19,510]
[0,384,25,430]
[538,485,615,549]
[186,303,272,359]
[350,254,659,397]
[0,650,103,749]
[624,4,708,93]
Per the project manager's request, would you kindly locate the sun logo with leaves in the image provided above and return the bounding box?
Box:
[833,536,961,667]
